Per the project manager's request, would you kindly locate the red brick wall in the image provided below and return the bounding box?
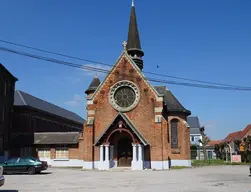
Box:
[82,54,190,162]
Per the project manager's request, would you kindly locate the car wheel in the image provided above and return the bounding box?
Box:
[27,167,35,175]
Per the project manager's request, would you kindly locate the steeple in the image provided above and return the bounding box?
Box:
[85,75,101,95]
[126,0,144,70]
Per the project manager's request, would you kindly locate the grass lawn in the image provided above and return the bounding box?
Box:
[192,159,249,166]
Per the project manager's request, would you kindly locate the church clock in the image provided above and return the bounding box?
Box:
[109,80,140,112]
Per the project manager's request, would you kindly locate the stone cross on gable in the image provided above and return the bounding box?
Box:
[122,41,127,50]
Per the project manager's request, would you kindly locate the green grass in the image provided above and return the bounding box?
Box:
[192,159,249,167]
[170,166,189,170]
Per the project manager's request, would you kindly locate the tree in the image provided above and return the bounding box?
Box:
[198,126,210,161]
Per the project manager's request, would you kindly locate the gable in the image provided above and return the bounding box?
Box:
[88,51,163,102]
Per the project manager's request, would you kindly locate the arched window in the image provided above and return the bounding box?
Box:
[171,119,179,149]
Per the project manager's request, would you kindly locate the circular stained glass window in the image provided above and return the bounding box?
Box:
[109,81,140,112]
[114,86,136,108]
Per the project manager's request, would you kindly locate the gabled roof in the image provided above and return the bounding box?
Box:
[14,90,85,124]
[89,51,163,101]
[207,140,222,146]
[223,131,242,143]
[154,86,191,115]
[239,124,251,139]
[34,132,79,144]
[187,116,201,128]
[95,112,149,146]
[0,63,18,81]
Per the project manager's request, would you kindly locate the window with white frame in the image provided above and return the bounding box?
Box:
[55,146,69,159]
[38,148,51,158]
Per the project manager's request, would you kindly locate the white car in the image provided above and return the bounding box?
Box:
[0,166,4,186]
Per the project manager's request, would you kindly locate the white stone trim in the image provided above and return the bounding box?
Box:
[183,120,190,128]
[87,110,95,115]
[87,100,93,105]
[39,158,84,167]
[170,160,192,167]
[154,107,163,113]
[109,80,140,112]
[155,115,162,123]
[156,97,163,102]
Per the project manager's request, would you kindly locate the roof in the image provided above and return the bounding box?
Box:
[154,86,191,115]
[207,140,222,146]
[85,76,101,94]
[95,112,149,146]
[126,2,142,52]
[223,131,242,143]
[239,124,251,139]
[187,117,201,128]
[190,128,201,135]
[0,63,18,81]
[14,90,85,124]
[34,132,79,144]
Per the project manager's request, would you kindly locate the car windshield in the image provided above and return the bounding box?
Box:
[28,157,40,162]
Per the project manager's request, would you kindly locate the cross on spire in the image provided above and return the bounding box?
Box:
[122,41,127,50]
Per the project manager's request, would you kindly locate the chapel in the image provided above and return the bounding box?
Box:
[82,1,191,170]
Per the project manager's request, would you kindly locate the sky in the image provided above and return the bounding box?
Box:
[1,0,251,140]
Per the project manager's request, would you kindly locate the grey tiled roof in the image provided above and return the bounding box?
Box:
[187,116,201,135]
[14,90,85,124]
[34,132,79,144]
[154,86,191,115]
[187,116,201,128]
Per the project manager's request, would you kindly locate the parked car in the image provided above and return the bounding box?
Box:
[0,157,48,175]
[0,166,4,186]
[249,165,251,175]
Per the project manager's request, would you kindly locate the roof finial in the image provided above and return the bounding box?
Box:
[122,41,127,50]
[132,0,134,7]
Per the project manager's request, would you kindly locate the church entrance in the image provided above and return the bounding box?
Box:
[117,137,132,167]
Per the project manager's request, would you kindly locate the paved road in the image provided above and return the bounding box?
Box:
[0,166,250,192]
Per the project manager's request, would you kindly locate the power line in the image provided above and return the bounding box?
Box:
[1,39,249,89]
[1,46,251,91]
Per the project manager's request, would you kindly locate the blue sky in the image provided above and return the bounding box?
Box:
[1,0,251,140]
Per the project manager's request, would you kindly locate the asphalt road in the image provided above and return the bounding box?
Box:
[0,166,250,192]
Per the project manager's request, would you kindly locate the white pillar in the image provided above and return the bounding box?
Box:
[104,144,110,170]
[132,144,137,162]
[138,144,143,161]
[98,145,104,170]
[100,145,104,162]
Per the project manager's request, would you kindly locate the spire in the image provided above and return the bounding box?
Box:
[126,0,144,70]
[85,75,101,95]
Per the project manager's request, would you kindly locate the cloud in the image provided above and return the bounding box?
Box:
[201,120,217,129]
[81,64,111,77]
[65,94,83,107]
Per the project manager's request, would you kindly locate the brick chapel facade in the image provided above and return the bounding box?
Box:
[82,2,192,170]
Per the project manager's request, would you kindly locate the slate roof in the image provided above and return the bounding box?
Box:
[85,76,101,94]
[126,2,142,52]
[14,90,85,124]
[34,132,79,144]
[187,117,201,128]
[154,86,191,115]
[0,63,18,81]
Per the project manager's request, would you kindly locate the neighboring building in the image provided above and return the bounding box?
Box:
[0,64,18,161]
[206,140,222,160]
[221,125,251,154]
[187,116,202,147]
[9,90,85,167]
[82,2,191,170]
